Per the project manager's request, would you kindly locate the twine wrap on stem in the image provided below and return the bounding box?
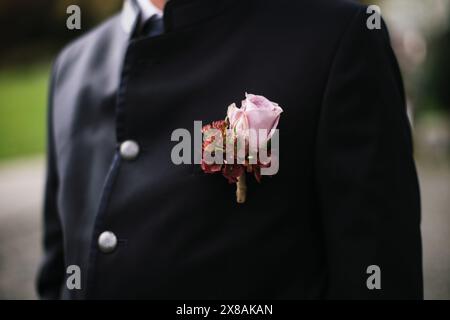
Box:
[236,173,247,204]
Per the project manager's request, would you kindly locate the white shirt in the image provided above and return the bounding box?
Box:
[136,0,163,20]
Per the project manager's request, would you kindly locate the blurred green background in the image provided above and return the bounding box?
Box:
[0,0,448,300]
[0,0,122,160]
[0,65,48,159]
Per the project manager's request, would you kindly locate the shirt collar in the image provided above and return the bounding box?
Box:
[120,0,140,34]
[136,0,163,21]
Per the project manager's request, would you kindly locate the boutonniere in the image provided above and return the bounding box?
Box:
[201,93,283,204]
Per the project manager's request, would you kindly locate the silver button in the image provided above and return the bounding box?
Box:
[120,140,139,160]
[98,231,117,253]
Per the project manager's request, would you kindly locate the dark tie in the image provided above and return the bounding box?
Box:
[140,15,164,38]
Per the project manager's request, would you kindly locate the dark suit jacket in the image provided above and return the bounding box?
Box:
[37,0,423,299]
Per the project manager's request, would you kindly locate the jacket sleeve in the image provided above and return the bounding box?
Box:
[316,7,423,299]
[36,61,65,299]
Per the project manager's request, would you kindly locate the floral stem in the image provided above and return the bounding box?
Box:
[236,173,247,204]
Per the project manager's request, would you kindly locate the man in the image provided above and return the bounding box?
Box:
[37,0,423,299]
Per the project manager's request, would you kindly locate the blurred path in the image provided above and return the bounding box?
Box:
[0,157,448,299]
[419,160,450,300]
[0,157,43,299]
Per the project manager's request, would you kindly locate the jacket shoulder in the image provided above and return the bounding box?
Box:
[252,0,365,32]
[255,0,364,16]
[52,14,122,77]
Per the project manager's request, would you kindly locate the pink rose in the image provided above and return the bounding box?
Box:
[227,93,283,144]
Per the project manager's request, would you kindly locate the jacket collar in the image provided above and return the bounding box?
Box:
[120,0,237,35]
